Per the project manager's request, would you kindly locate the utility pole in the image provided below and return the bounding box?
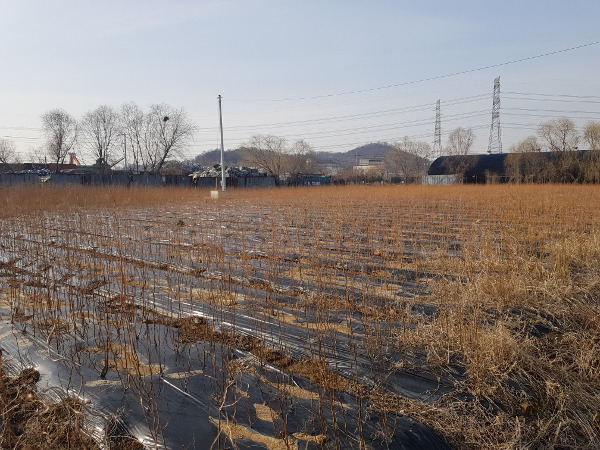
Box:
[488,77,502,154]
[218,95,226,191]
[122,134,127,171]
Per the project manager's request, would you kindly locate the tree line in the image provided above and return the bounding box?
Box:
[344,119,600,184]
[504,119,600,183]
[0,103,197,174]
[2,111,599,181]
[433,119,600,183]
[237,135,319,180]
[334,127,474,183]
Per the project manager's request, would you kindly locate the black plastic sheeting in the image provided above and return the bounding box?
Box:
[0,314,451,449]
[0,208,458,449]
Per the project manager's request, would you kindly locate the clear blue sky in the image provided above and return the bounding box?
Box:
[1,0,599,163]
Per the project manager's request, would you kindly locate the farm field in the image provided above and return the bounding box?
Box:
[0,184,599,449]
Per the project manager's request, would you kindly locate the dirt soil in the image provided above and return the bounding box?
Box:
[0,365,143,450]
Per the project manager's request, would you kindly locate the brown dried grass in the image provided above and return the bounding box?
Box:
[2,184,600,448]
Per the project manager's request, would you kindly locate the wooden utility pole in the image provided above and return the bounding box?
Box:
[218,95,226,191]
[122,134,127,170]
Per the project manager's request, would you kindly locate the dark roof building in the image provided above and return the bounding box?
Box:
[428,151,600,183]
[428,154,507,182]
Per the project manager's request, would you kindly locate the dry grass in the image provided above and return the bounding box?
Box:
[1,183,599,448]
[0,365,100,450]
[0,184,213,219]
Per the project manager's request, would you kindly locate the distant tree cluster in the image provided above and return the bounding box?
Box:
[38,103,196,174]
[436,127,476,181]
[238,135,318,180]
[329,138,431,184]
[41,109,78,171]
[505,119,600,183]
[434,120,600,183]
[385,136,432,182]
[334,166,385,184]
[0,138,19,172]
[5,107,597,182]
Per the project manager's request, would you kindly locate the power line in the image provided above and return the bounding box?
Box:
[504,112,600,120]
[220,93,491,131]
[505,91,600,100]
[228,40,600,102]
[505,107,600,114]
[504,96,600,104]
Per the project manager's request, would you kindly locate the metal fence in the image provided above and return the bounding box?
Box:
[0,173,279,188]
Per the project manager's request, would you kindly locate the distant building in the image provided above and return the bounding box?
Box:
[428,154,507,183]
[422,174,456,185]
[360,157,384,166]
[287,175,331,186]
[353,156,385,173]
[319,162,341,175]
[428,150,600,183]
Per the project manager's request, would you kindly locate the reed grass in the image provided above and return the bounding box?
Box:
[1,183,599,449]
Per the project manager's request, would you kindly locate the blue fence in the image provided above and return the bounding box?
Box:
[0,173,278,188]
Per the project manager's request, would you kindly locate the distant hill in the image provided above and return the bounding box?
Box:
[194,149,242,166]
[193,142,394,170]
[348,142,393,157]
[315,142,393,167]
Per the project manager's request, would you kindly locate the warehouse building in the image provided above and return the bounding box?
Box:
[427,150,600,184]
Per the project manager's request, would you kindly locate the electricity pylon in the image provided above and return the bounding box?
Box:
[488,77,502,154]
[433,99,442,157]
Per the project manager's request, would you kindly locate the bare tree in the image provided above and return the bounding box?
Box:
[29,146,47,165]
[0,138,19,172]
[147,104,196,174]
[81,105,121,172]
[42,109,78,172]
[386,137,431,182]
[581,150,600,182]
[537,118,582,182]
[510,135,540,154]
[443,127,475,181]
[538,117,579,152]
[120,103,195,174]
[239,135,288,178]
[505,136,546,183]
[446,127,474,155]
[583,121,600,150]
[240,135,318,180]
[121,102,146,172]
[287,139,317,177]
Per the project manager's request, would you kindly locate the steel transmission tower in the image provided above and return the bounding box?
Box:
[488,77,502,154]
[433,99,442,157]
